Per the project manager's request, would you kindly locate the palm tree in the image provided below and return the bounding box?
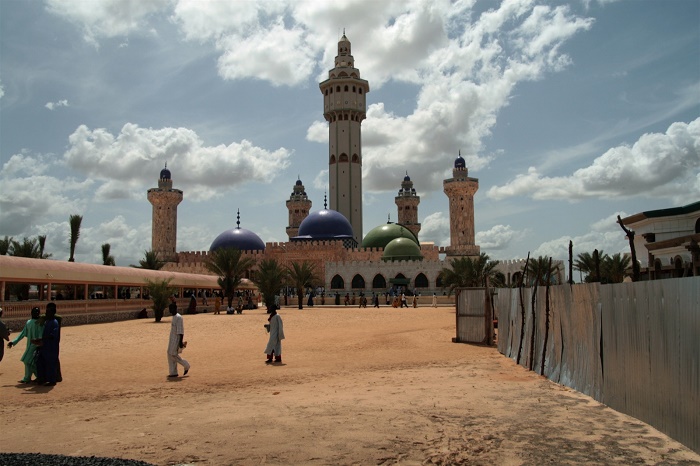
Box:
[574,250,606,283]
[602,253,630,283]
[68,214,83,262]
[205,247,256,309]
[0,236,12,255]
[131,249,165,270]
[101,243,116,266]
[440,253,502,296]
[287,261,320,309]
[145,278,175,322]
[253,259,287,311]
[523,255,559,286]
[8,237,51,258]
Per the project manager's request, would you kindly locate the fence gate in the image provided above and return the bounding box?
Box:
[454,287,493,345]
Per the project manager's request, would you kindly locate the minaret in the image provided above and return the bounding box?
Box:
[147,163,183,262]
[395,172,421,239]
[443,152,480,257]
[286,178,312,239]
[319,31,369,243]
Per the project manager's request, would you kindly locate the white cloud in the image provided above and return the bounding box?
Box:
[62,123,292,201]
[476,224,516,250]
[420,211,450,247]
[0,79,4,99]
[0,152,93,236]
[45,99,69,110]
[487,117,700,203]
[45,0,170,46]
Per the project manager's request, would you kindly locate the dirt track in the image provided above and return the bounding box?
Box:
[1,306,698,465]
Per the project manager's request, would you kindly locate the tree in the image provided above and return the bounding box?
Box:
[101,243,116,266]
[68,214,83,262]
[145,278,175,322]
[287,261,320,309]
[131,249,165,270]
[440,253,502,296]
[0,236,12,255]
[8,237,51,259]
[253,259,287,311]
[205,247,256,309]
[574,251,605,283]
[602,253,631,284]
[523,255,559,286]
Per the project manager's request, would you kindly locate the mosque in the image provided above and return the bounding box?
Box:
[148,33,527,294]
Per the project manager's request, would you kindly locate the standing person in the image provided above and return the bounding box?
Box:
[35,303,60,386]
[201,291,208,306]
[400,293,408,308]
[412,294,418,308]
[0,307,9,363]
[432,293,438,308]
[188,294,197,314]
[167,297,190,378]
[373,293,379,308]
[264,308,285,364]
[214,294,222,315]
[7,307,43,383]
[307,292,314,307]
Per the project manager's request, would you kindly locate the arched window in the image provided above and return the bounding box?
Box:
[336,85,341,92]
[330,88,333,94]
[331,275,344,289]
[351,154,360,163]
[372,274,386,289]
[674,256,684,278]
[414,273,428,288]
[339,153,348,163]
[330,155,336,164]
[325,89,328,96]
[344,114,348,120]
[395,273,406,279]
[352,274,365,289]
[344,85,349,92]
[359,89,363,95]
[695,218,700,233]
[353,86,356,92]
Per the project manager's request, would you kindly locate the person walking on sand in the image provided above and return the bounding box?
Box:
[167,297,190,378]
[7,307,43,383]
[0,307,10,363]
[264,308,285,364]
[432,293,438,308]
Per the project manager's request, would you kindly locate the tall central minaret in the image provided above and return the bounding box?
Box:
[319,32,369,243]
[443,152,480,258]
[147,163,183,262]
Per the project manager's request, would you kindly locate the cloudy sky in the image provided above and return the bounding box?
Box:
[1,0,698,267]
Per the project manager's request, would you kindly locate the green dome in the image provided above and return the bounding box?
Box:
[362,223,419,249]
[382,237,423,262]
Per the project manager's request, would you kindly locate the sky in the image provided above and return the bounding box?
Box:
[0,0,698,267]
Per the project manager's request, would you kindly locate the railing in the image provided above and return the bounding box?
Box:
[0,298,188,320]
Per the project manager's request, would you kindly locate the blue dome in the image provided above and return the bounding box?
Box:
[454,154,466,169]
[404,174,411,181]
[295,209,353,240]
[160,166,171,180]
[210,228,265,252]
[295,179,303,186]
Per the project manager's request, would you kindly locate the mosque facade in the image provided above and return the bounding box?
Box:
[148,33,533,294]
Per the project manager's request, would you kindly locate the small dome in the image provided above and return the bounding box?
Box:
[454,154,466,169]
[210,228,265,252]
[382,237,423,262]
[160,166,171,180]
[295,179,303,186]
[295,209,353,240]
[362,223,419,249]
[404,174,411,181]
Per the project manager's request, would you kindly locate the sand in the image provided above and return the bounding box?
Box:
[1,305,698,466]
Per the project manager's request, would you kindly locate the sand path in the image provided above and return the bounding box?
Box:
[1,306,697,465]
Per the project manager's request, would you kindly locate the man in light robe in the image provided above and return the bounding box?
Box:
[167,297,190,378]
[8,307,43,383]
[264,308,285,364]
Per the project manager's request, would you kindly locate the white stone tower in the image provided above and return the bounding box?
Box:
[395,172,421,239]
[286,178,312,239]
[319,31,369,243]
[443,152,480,257]
[147,163,183,262]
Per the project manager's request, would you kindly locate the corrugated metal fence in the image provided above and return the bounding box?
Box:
[494,277,699,453]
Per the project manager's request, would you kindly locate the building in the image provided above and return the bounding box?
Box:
[620,201,700,279]
[150,34,496,295]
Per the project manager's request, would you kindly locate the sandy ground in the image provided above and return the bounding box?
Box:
[0,305,698,466]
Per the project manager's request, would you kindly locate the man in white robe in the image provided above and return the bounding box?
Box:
[264,308,285,364]
[167,298,190,377]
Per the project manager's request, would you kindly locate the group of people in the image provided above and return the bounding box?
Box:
[3,303,63,386]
